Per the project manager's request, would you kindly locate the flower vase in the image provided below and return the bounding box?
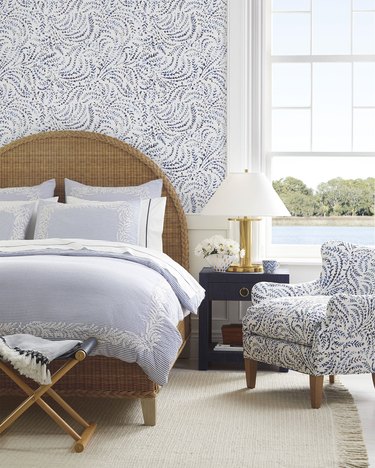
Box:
[205,254,237,272]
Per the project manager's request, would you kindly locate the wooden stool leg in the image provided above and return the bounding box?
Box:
[47,388,91,428]
[244,358,257,389]
[141,398,156,426]
[0,393,38,434]
[74,423,97,452]
[329,375,335,384]
[310,375,324,409]
[0,362,80,440]
[0,356,97,451]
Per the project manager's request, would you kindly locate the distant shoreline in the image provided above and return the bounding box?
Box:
[273,216,374,227]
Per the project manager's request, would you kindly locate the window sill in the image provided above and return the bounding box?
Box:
[277,258,322,266]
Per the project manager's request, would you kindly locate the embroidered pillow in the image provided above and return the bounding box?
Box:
[0,201,36,240]
[34,199,141,244]
[0,198,58,239]
[64,178,162,201]
[66,196,166,251]
[0,179,56,201]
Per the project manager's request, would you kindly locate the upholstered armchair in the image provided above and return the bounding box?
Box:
[242,240,375,408]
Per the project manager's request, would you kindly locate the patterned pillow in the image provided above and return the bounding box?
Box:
[0,179,56,200]
[64,178,162,201]
[0,198,58,239]
[0,201,36,240]
[34,199,141,244]
[66,196,166,251]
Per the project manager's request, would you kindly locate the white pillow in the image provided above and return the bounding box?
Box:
[66,196,166,251]
[34,199,141,244]
[0,201,36,240]
[0,198,58,239]
[0,179,56,200]
[65,178,162,201]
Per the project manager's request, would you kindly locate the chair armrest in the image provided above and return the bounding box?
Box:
[251,279,322,304]
[313,293,375,375]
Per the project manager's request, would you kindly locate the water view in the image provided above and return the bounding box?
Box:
[272,226,375,245]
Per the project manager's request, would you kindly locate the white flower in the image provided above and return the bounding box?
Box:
[195,235,241,258]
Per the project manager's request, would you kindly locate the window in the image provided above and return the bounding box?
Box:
[266,0,375,255]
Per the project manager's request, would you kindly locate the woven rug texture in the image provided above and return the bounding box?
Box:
[0,368,368,468]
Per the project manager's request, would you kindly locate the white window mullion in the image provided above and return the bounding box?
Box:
[351,0,354,151]
[310,0,313,152]
[226,0,249,173]
[264,0,272,177]
[270,151,375,157]
[249,0,266,173]
[271,54,375,62]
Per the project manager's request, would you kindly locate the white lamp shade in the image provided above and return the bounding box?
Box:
[201,172,290,217]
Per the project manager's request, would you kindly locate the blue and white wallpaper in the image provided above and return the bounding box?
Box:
[0,0,227,212]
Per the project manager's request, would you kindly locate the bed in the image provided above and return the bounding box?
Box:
[0,130,195,426]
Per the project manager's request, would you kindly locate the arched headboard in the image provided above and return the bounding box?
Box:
[0,131,189,269]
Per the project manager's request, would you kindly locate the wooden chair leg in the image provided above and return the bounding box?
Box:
[310,375,324,409]
[329,375,335,384]
[141,398,156,426]
[372,374,375,389]
[244,358,257,389]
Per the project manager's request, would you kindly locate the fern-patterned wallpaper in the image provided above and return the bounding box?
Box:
[0,0,227,212]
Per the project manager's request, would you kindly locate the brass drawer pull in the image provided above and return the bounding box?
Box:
[239,287,250,298]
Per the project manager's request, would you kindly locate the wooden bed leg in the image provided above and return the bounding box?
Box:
[141,398,156,426]
[244,358,257,389]
[310,375,324,409]
[372,374,375,389]
[329,375,335,384]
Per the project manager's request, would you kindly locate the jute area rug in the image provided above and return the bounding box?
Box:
[0,368,368,468]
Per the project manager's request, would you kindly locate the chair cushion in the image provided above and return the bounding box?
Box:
[243,296,331,346]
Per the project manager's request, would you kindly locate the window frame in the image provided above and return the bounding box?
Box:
[227,0,375,260]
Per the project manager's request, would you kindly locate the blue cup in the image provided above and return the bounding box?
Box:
[262,259,279,274]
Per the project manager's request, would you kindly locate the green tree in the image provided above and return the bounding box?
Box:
[272,177,315,216]
[273,177,313,197]
[273,176,374,217]
[316,177,375,216]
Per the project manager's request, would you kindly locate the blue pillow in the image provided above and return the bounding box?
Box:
[64,178,162,201]
[66,196,167,251]
[0,179,56,200]
[34,199,141,244]
[0,201,35,240]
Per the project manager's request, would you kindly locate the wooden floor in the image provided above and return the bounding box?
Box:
[340,374,375,467]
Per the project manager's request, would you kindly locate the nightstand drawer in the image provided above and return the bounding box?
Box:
[208,282,253,300]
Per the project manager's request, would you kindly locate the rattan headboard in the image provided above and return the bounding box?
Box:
[0,131,189,269]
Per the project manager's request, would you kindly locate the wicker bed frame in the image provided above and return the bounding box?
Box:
[0,130,190,425]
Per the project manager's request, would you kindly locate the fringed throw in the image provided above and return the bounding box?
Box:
[0,334,81,385]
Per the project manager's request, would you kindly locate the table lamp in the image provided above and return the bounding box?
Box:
[201,171,290,272]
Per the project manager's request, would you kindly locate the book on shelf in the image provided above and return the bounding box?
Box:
[213,343,243,352]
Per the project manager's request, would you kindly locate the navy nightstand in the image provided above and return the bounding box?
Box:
[198,267,290,370]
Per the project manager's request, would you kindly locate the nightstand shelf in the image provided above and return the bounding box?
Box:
[198,267,290,370]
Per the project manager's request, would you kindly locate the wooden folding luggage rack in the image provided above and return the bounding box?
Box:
[0,337,97,452]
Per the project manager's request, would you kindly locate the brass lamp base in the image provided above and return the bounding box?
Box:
[227,264,263,273]
[227,216,262,273]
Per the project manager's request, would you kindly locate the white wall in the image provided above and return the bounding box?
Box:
[186,214,322,358]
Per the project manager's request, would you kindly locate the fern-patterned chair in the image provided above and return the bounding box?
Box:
[242,240,375,408]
